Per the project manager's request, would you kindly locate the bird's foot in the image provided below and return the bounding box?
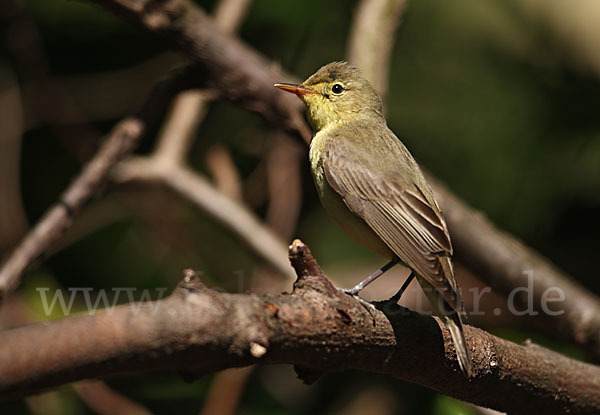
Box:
[340,286,361,296]
[338,288,376,317]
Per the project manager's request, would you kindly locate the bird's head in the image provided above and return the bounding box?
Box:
[275,61,384,132]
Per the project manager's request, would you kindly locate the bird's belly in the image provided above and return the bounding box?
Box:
[312,165,395,259]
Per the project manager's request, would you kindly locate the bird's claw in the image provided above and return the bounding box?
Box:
[338,288,377,319]
[340,287,361,296]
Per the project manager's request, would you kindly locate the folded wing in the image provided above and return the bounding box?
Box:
[322,132,461,310]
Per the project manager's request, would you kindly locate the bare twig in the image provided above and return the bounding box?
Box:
[347,0,408,102]
[152,89,213,165]
[93,0,311,144]
[113,157,294,279]
[0,67,200,301]
[200,367,253,415]
[265,133,303,239]
[0,119,142,300]
[113,0,295,283]
[0,243,598,414]
[205,145,244,201]
[73,381,150,415]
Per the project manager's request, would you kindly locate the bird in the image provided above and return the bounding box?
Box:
[274,61,472,376]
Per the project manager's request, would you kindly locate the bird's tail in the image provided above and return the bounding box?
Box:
[418,277,472,376]
[443,309,472,377]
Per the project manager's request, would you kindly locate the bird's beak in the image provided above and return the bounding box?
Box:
[274,83,320,96]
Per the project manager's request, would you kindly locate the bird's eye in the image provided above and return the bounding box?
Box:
[331,83,344,94]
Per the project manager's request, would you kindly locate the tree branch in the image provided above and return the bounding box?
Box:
[347,0,408,102]
[429,177,600,359]
[112,153,295,280]
[0,119,141,300]
[0,66,199,302]
[110,0,296,280]
[0,241,598,414]
[93,0,311,144]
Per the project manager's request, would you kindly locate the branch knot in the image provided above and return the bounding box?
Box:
[288,239,337,296]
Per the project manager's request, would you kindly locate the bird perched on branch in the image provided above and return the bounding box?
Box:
[275,61,472,376]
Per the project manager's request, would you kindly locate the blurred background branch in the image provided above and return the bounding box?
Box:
[0,65,202,300]
[0,118,143,299]
[111,0,296,283]
[430,176,600,359]
[347,0,408,104]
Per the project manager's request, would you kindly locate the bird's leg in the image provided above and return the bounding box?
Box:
[339,258,400,317]
[341,258,400,296]
[386,271,415,304]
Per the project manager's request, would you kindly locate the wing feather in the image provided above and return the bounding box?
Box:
[322,132,459,309]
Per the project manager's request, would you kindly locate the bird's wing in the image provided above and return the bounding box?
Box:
[321,128,460,309]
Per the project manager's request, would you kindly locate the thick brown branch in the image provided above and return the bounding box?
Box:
[0,241,598,414]
[94,0,311,144]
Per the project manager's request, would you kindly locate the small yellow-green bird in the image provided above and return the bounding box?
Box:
[275,61,472,376]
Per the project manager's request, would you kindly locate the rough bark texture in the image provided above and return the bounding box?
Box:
[0,242,598,414]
